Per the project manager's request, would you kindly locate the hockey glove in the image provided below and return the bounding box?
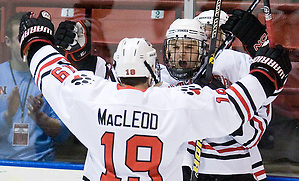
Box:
[194,75,225,89]
[220,9,268,58]
[55,20,91,62]
[19,11,54,59]
[250,44,292,97]
[55,20,76,49]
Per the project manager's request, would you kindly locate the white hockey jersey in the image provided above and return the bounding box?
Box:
[29,45,270,181]
[160,49,270,180]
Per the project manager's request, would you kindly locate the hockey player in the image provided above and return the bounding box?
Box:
[18,11,291,181]
[160,10,272,181]
[194,10,229,49]
[196,10,269,181]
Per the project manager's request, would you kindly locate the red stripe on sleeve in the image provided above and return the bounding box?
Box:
[254,169,266,177]
[36,57,64,85]
[249,117,265,149]
[229,86,251,121]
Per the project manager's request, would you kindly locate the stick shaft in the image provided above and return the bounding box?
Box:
[205,0,223,81]
[263,0,275,47]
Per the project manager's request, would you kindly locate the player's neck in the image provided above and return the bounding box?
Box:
[121,82,150,90]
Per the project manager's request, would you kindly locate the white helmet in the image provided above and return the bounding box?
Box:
[194,10,228,26]
[194,10,229,49]
[164,19,207,80]
[165,18,207,41]
[113,38,157,78]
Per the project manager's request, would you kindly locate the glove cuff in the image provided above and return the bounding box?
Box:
[250,70,275,97]
[21,35,53,58]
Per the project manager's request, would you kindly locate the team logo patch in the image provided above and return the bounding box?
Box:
[179,85,201,96]
[71,74,94,85]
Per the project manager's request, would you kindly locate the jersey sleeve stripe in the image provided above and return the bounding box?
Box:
[39,70,51,90]
[227,94,245,123]
[208,140,237,147]
[236,81,256,112]
[201,152,250,160]
[228,86,251,121]
[33,52,60,79]
[216,146,246,153]
[36,57,64,86]
[242,120,259,147]
[248,117,265,149]
[254,169,266,177]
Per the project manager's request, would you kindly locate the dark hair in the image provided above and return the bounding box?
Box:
[119,77,148,86]
[5,12,26,39]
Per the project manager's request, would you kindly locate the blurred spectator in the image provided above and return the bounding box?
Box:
[0,12,70,161]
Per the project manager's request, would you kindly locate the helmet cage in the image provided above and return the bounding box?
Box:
[194,10,229,50]
[163,36,207,80]
[203,23,227,50]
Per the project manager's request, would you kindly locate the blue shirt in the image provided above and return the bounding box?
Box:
[0,61,70,161]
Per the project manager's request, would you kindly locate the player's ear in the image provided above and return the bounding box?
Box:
[5,36,11,47]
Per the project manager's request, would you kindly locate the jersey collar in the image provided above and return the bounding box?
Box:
[117,84,148,92]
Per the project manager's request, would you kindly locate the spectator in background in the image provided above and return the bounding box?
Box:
[0,12,70,161]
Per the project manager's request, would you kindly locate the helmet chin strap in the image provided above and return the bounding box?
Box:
[144,61,158,84]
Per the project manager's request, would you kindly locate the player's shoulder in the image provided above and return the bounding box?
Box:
[162,84,203,96]
[221,49,252,59]
[216,49,252,66]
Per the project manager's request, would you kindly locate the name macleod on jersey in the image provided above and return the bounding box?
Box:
[98,108,158,130]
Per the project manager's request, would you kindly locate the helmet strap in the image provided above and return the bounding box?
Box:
[144,61,158,84]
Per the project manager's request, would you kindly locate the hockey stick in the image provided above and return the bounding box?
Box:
[263,0,275,47]
[205,0,223,81]
[190,139,203,180]
[190,1,224,180]
[205,0,261,80]
[214,0,261,59]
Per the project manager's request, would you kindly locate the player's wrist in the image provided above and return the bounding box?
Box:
[250,71,275,97]
[26,41,51,64]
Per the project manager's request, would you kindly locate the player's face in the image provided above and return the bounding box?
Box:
[204,24,224,50]
[167,39,201,69]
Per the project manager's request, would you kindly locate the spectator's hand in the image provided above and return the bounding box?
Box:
[26,93,44,121]
[5,86,20,125]
[55,20,91,62]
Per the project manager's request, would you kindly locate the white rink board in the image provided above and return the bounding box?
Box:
[0,165,83,181]
[0,160,84,181]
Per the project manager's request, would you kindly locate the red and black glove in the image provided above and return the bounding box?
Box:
[18,11,54,60]
[55,20,91,62]
[220,9,268,58]
[250,44,292,97]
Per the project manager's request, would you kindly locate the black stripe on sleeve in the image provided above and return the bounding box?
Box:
[236,81,257,112]
[227,94,245,124]
[252,161,263,169]
[201,152,250,160]
[208,140,237,147]
[243,119,258,147]
[33,52,60,79]
[39,70,51,90]
[82,176,90,181]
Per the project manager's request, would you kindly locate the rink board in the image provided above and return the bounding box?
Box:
[0,160,298,181]
[0,160,84,181]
